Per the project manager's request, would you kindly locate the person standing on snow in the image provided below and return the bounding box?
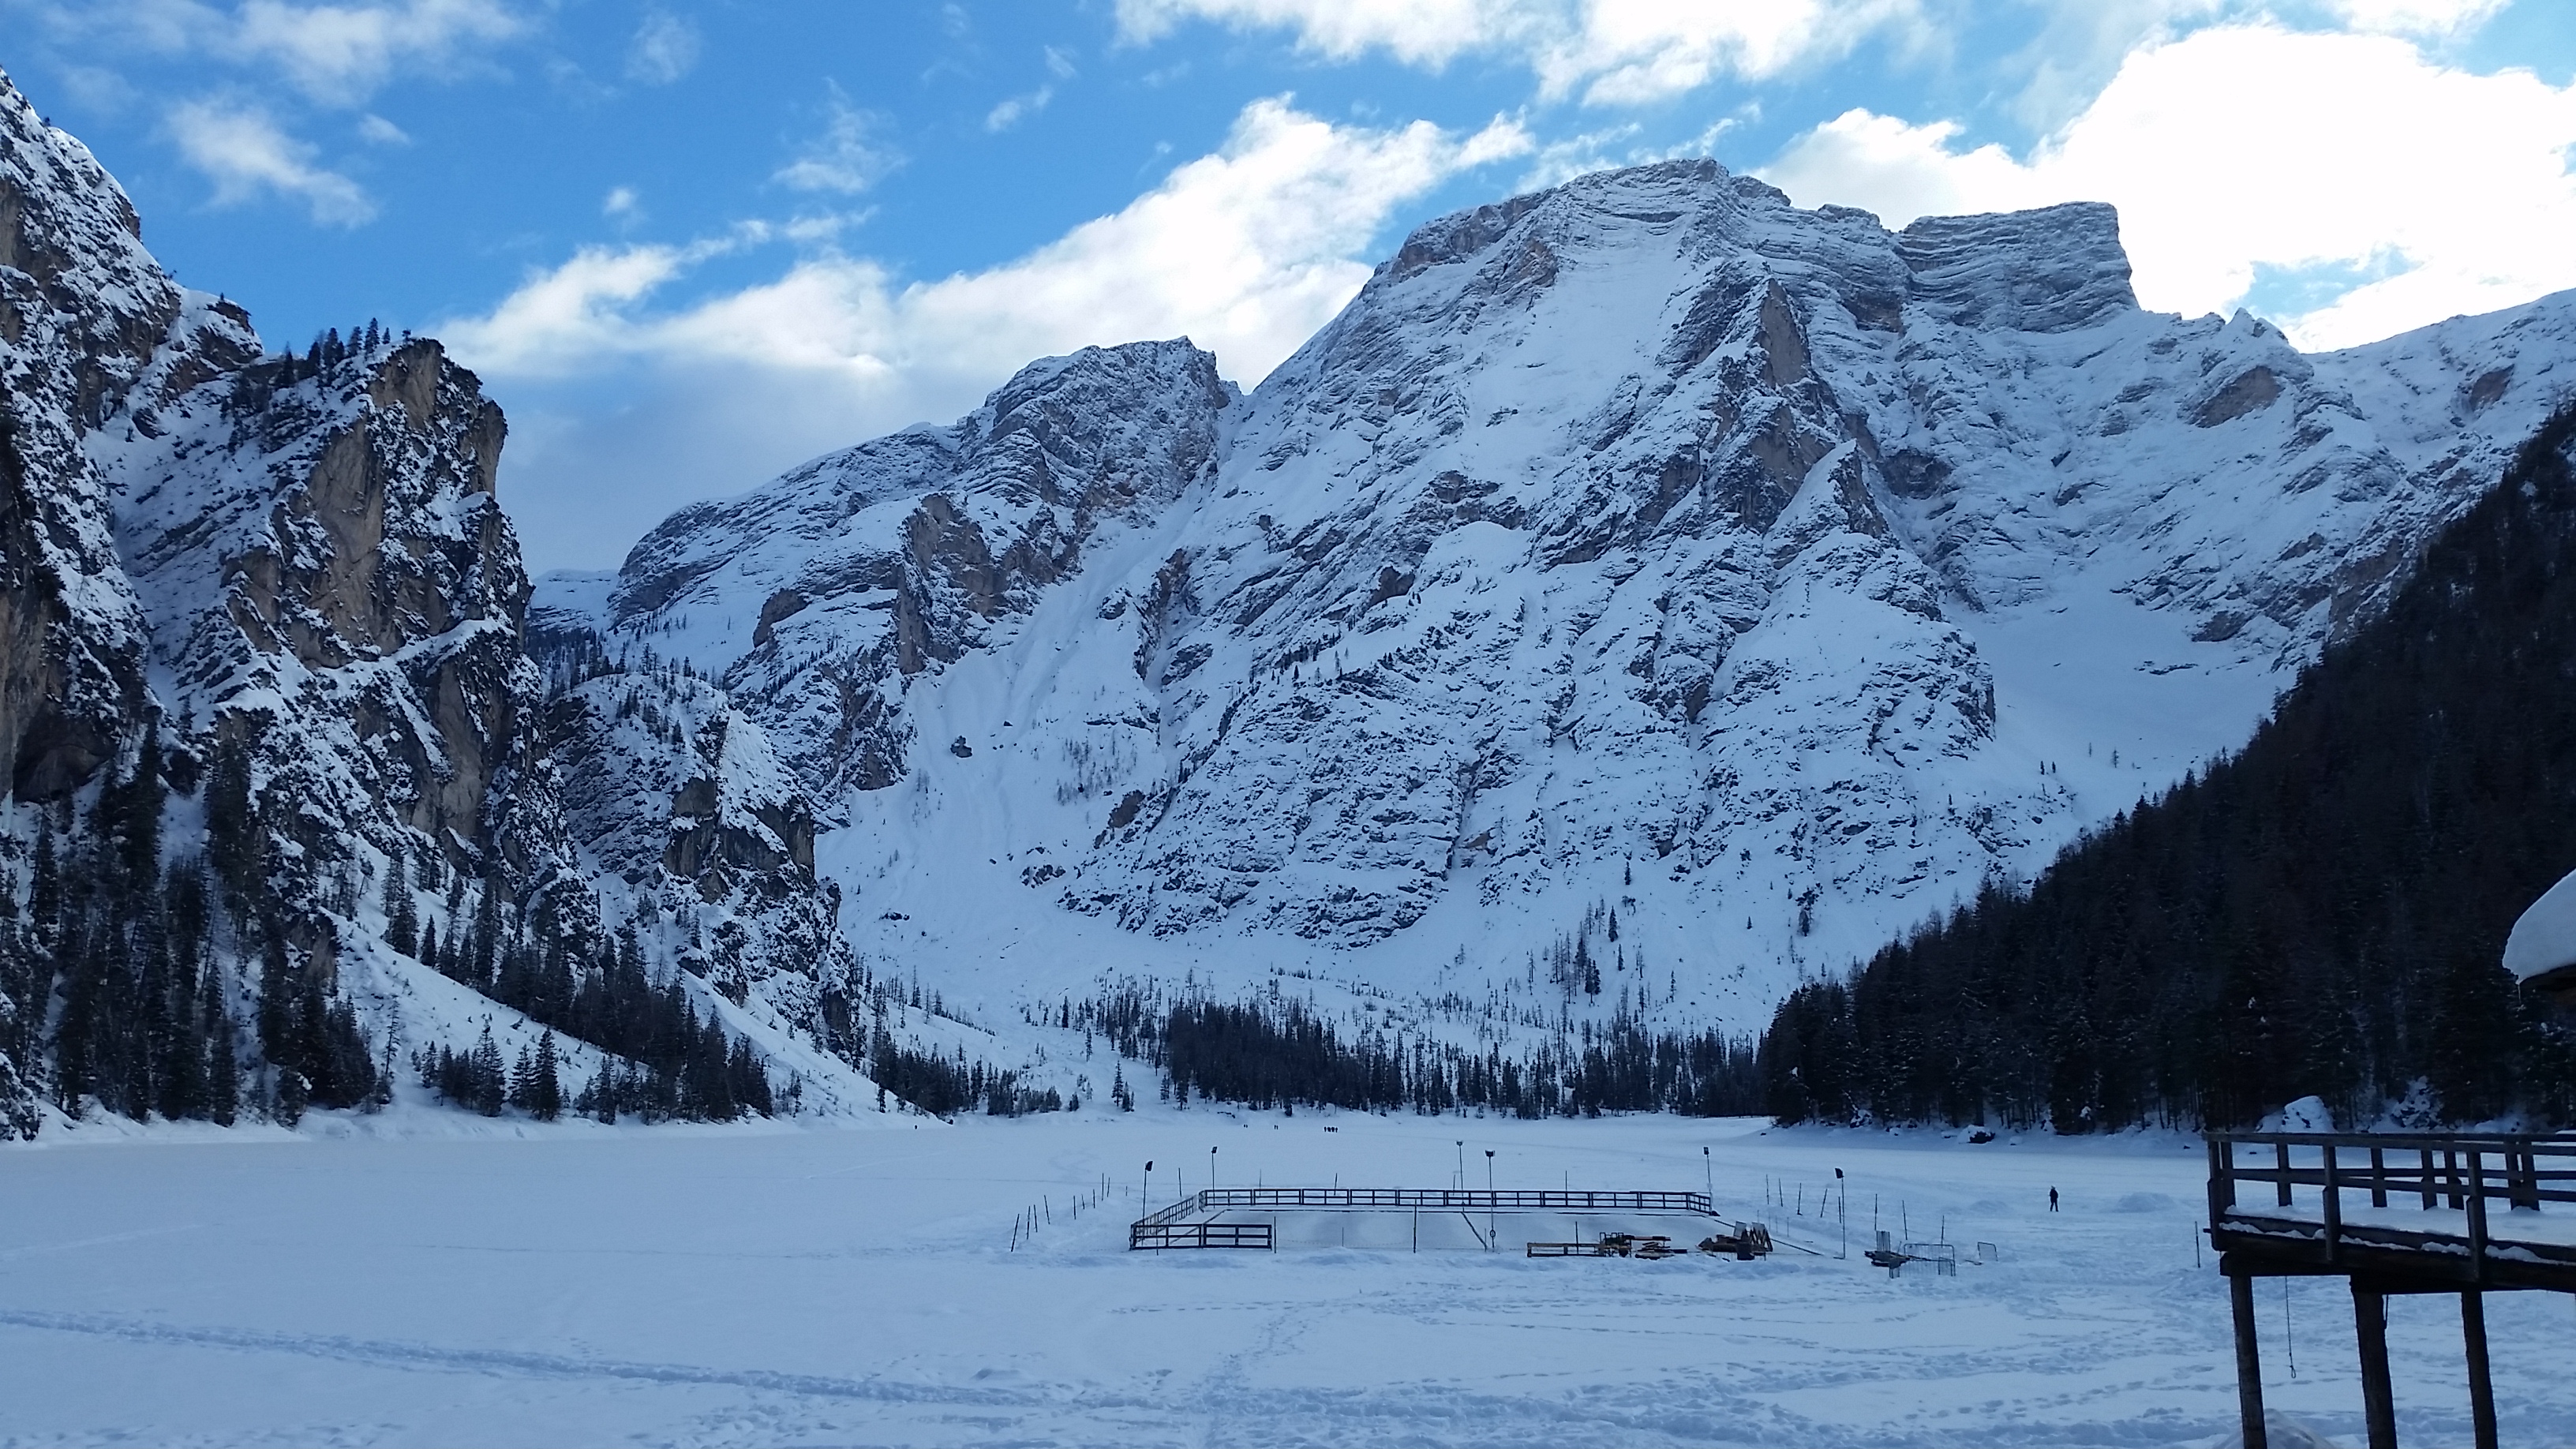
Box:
[2048,1186,2059,1211]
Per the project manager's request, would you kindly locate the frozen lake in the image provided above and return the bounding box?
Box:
[4,1110,2571,1447]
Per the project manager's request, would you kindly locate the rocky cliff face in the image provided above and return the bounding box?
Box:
[610,339,1234,802]
[0,68,249,800]
[103,335,543,904]
[0,66,868,1136]
[597,159,2576,1032]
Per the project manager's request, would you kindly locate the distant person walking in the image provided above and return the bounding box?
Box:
[2049,1187,2060,1211]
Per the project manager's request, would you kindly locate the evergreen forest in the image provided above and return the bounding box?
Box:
[1758,407,2576,1132]
[1071,982,1764,1118]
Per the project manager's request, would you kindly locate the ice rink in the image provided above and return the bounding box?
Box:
[5,1110,2572,1447]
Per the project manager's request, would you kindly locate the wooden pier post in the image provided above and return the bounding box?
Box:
[2462,1290,2499,1449]
[2231,1271,2268,1449]
[2353,1282,2398,1449]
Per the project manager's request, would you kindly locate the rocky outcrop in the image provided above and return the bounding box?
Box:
[0,65,867,1133]
[540,659,843,1013]
[102,330,559,900]
[0,73,179,799]
[608,338,1234,803]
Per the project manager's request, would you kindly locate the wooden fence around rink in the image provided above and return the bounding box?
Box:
[1126,1187,1736,1252]
[1128,1219,1275,1250]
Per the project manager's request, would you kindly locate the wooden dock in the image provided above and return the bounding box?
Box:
[2208,1130,2576,1448]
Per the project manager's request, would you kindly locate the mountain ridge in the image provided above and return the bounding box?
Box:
[569,157,2576,1046]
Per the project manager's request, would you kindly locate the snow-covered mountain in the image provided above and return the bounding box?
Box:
[9,54,2574,1135]
[0,66,882,1136]
[580,159,2576,1034]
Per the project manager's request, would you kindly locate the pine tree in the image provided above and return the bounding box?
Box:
[29,824,58,937]
[205,999,239,1126]
[471,1024,506,1115]
[121,729,164,878]
[529,1032,562,1121]
[205,733,258,903]
[381,855,417,957]
[275,1065,307,1127]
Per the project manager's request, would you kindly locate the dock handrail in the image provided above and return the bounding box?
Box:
[2207,1130,2576,1287]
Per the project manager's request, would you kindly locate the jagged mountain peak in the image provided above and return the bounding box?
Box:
[590,158,2576,1035]
[595,337,1236,800]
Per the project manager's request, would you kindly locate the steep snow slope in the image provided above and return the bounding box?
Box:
[593,160,2576,1036]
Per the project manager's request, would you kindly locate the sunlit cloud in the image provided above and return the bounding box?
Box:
[167,96,376,225]
[442,99,1532,567]
[1758,24,2576,350]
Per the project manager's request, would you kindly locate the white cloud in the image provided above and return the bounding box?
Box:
[989,47,1078,132]
[602,185,640,219]
[2324,0,2507,36]
[1114,0,1923,105]
[167,97,377,224]
[986,86,1055,132]
[228,0,524,103]
[442,99,1532,567]
[1515,114,1739,191]
[626,8,702,85]
[356,111,409,144]
[1758,24,2576,350]
[19,0,526,104]
[773,85,901,194]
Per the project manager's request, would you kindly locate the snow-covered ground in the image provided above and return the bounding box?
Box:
[6,1113,2572,1447]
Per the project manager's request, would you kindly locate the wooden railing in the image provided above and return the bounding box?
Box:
[1129,1219,1274,1250]
[2207,1131,2576,1284]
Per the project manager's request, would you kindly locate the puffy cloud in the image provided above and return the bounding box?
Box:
[1758,24,2576,350]
[1113,0,1923,104]
[457,97,1529,388]
[626,8,702,85]
[167,97,376,224]
[441,99,1532,567]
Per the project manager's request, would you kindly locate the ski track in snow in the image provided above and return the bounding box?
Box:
[5,1114,2572,1447]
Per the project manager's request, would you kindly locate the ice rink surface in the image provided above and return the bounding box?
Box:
[5,1110,2573,1447]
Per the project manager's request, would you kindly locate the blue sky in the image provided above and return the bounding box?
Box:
[6,1,2574,570]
